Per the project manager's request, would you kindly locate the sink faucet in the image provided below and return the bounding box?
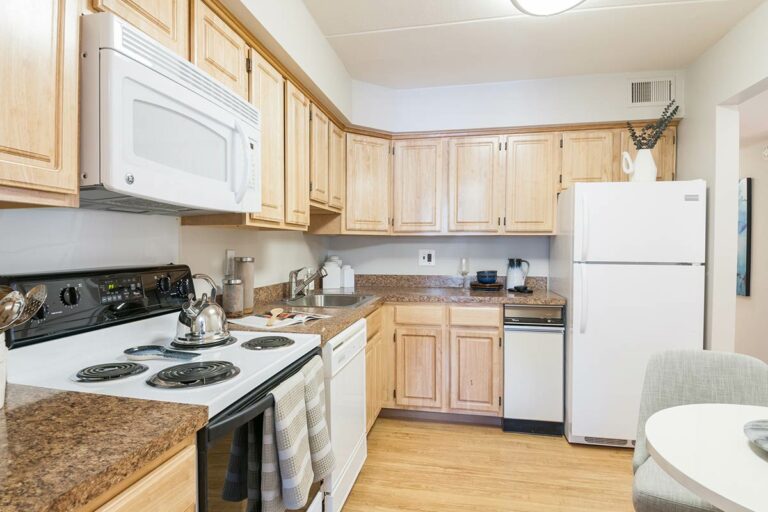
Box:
[288,266,327,300]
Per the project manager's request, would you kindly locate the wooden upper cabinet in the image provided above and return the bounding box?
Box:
[448,136,502,232]
[561,130,614,189]
[395,327,443,409]
[328,123,346,210]
[93,0,189,58]
[0,0,79,207]
[284,82,311,226]
[193,0,249,99]
[393,139,444,233]
[449,328,502,415]
[248,51,284,224]
[309,105,330,205]
[345,134,391,233]
[619,126,677,182]
[504,133,558,233]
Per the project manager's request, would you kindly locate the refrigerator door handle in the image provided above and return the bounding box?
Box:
[580,264,588,334]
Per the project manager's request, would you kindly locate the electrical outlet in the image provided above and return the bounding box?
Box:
[763,146,768,160]
[418,249,436,266]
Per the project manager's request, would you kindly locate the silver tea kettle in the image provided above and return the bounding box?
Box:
[175,274,231,346]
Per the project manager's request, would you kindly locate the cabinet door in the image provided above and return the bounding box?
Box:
[449,328,502,415]
[504,133,557,233]
[395,327,443,409]
[284,82,311,226]
[561,131,613,189]
[365,333,379,433]
[345,134,391,233]
[249,52,284,224]
[393,139,444,233]
[448,136,502,232]
[619,126,676,182]
[0,0,79,205]
[309,105,330,204]
[193,0,249,99]
[93,0,189,58]
[328,123,346,210]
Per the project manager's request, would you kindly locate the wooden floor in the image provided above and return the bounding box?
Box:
[344,418,634,512]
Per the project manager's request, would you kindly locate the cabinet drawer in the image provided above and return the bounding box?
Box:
[366,308,383,340]
[394,305,444,326]
[449,306,500,327]
[97,445,197,512]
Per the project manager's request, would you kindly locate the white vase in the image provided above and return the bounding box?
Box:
[621,148,657,182]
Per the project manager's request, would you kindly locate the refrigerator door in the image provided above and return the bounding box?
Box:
[572,181,706,264]
[567,263,704,444]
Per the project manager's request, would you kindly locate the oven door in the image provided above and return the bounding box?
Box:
[198,348,322,512]
[98,48,260,213]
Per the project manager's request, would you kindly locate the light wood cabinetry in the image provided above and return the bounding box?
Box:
[248,51,284,225]
[328,123,346,210]
[365,330,383,433]
[449,328,502,415]
[193,0,249,99]
[345,134,392,233]
[309,105,330,206]
[285,82,311,226]
[448,136,502,232]
[392,139,444,233]
[503,133,558,233]
[561,130,614,189]
[619,126,677,182]
[0,0,79,208]
[395,327,444,409]
[93,0,189,58]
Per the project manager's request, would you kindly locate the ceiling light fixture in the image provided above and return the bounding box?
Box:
[511,0,587,16]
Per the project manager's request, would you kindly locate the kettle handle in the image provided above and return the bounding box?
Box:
[192,274,217,302]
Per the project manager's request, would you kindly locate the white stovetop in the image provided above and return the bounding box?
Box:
[7,312,321,418]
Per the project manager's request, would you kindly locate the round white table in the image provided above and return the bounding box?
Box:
[646,403,768,512]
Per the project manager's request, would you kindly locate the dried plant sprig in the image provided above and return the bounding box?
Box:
[627,100,679,150]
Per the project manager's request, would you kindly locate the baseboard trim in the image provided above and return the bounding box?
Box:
[502,418,564,436]
[378,408,502,427]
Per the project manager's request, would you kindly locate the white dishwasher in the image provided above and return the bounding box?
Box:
[322,319,367,512]
[503,305,565,436]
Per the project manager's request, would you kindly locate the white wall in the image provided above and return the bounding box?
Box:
[736,139,768,362]
[0,209,179,273]
[352,71,687,133]
[179,227,328,288]
[326,236,549,278]
[679,1,768,351]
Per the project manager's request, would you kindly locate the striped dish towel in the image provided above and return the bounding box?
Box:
[262,372,313,511]
[300,355,335,482]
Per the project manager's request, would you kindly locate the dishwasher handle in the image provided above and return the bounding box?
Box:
[504,325,565,334]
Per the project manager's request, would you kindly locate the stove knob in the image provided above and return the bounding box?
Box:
[176,279,189,296]
[157,276,171,293]
[60,286,80,306]
[34,303,49,321]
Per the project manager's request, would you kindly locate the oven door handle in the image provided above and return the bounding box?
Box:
[207,393,274,442]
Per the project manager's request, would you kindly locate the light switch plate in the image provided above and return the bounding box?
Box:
[419,249,436,266]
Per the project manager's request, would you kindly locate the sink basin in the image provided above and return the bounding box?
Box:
[284,294,374,308]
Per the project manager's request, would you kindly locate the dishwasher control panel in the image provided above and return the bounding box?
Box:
[504,305,564,327]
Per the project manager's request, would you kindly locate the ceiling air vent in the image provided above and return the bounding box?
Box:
[628,77,675,107]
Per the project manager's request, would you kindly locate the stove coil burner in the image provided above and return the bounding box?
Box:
[147,361,240,388]
[241,336,295,351]
[170,336,237,350]
[76,362,149,382]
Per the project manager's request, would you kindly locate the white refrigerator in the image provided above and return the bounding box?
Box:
[550,180,706,447]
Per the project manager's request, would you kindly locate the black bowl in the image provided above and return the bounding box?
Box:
[476,271,497,284]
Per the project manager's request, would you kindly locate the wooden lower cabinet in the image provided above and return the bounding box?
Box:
[395,327,444,409]
[449,328,502,415]
[365,330,382,433]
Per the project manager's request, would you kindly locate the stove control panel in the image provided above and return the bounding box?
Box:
[1,265,194,348]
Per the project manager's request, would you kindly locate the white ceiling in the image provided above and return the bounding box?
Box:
[302,0,762,89]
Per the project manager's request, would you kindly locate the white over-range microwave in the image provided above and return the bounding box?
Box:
[79,13,261,215]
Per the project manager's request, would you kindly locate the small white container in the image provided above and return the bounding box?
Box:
[342,265,355,289]
[323,259,342,289]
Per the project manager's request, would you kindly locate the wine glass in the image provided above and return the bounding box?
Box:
[459,257,470,288]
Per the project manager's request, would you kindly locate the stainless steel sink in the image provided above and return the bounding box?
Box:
[284,294,375,308]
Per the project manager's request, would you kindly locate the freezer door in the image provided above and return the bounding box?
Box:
[572,181,706,263]
[568,263,704,443]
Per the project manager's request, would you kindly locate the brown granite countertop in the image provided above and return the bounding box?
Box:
[0,384,207,512]
[353,285,566,306]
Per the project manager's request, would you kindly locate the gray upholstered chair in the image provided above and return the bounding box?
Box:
[633,349,768,512]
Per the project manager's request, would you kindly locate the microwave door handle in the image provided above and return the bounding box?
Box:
[232,120,250,204]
